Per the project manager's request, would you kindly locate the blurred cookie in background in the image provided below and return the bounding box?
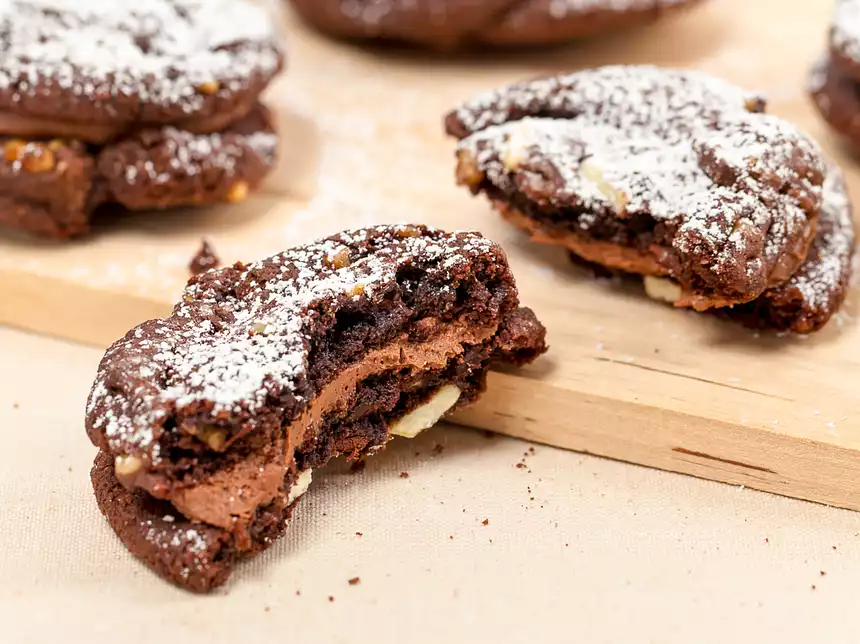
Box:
[811,0,860,151]
[288,0,704,50]
[0,0,284,238]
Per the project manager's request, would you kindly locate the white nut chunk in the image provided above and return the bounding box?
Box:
[580,160,629,212]
[643,276,683,304]
[287,469,313,504]
[114,454,143,477]
[503,122,534,171]
[389,385,462,439]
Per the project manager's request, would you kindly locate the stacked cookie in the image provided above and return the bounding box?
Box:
[0,0,284,238]
[289,0,702,49]
[447,65,855,333]
[87,225,547,591]
[811,0,860,152]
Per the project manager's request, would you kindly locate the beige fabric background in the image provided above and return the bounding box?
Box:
[2,326,860,643]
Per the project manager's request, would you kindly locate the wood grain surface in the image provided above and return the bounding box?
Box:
[2,0,859,510]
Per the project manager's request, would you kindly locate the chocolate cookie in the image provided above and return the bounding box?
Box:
[0,0,282,128]
[0,1,284,237]
[86,225,547,591]
[447,65,831,314]
[809,1,860,150]
[0,105,277,237]
[288,0,702,49]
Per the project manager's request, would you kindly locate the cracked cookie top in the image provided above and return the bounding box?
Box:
[447,65,827,305]
[0,0,283,124]
[86,225,509,461]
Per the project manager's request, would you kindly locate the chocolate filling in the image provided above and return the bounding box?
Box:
[0,98,257,145]
[493,194,814,310]
[126,319,497,533]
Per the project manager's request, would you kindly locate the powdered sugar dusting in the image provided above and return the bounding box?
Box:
[87,226,497,459]
[122,126,277,186]
[780,168,855,314]
[453,65,825,297]
[0,0,281,117]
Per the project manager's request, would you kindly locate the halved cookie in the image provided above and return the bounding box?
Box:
[87,225,547,591]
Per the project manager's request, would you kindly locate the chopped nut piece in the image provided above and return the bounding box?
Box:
[347,283,365,298]
[389,385,461,438]
[502,122,533,171]
[581,161,628,212]
[326,247,351,270]
[21,147,55,173]
[395,225,421,239]
[287,469,313,504]
[114,454,143,477]
[3,139,25,163]
[455,148,484,188]
[197,80,220,95]
[250,321,271,336]
[744,97,764,112]
[643,276,682,304]
[226,180,249,203]
[196,425,228,451]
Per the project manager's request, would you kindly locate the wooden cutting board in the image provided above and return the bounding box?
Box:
[3,0,860,511]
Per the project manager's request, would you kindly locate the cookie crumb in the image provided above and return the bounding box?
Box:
[481,519,489,526]
[348,577,360,586]
[189,240,220,276]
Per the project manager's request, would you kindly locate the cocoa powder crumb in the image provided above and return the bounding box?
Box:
[399,472,409,478]
[481,519,489,526]
[820,570,827,576]
[348,577,361,586]
[12,402,19,409]
[329,596,335,602]
[355,532,363,536]
[516,463,526,469]
[432,444,444,455]
[189,240,220,276]
[350,461,367,473]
